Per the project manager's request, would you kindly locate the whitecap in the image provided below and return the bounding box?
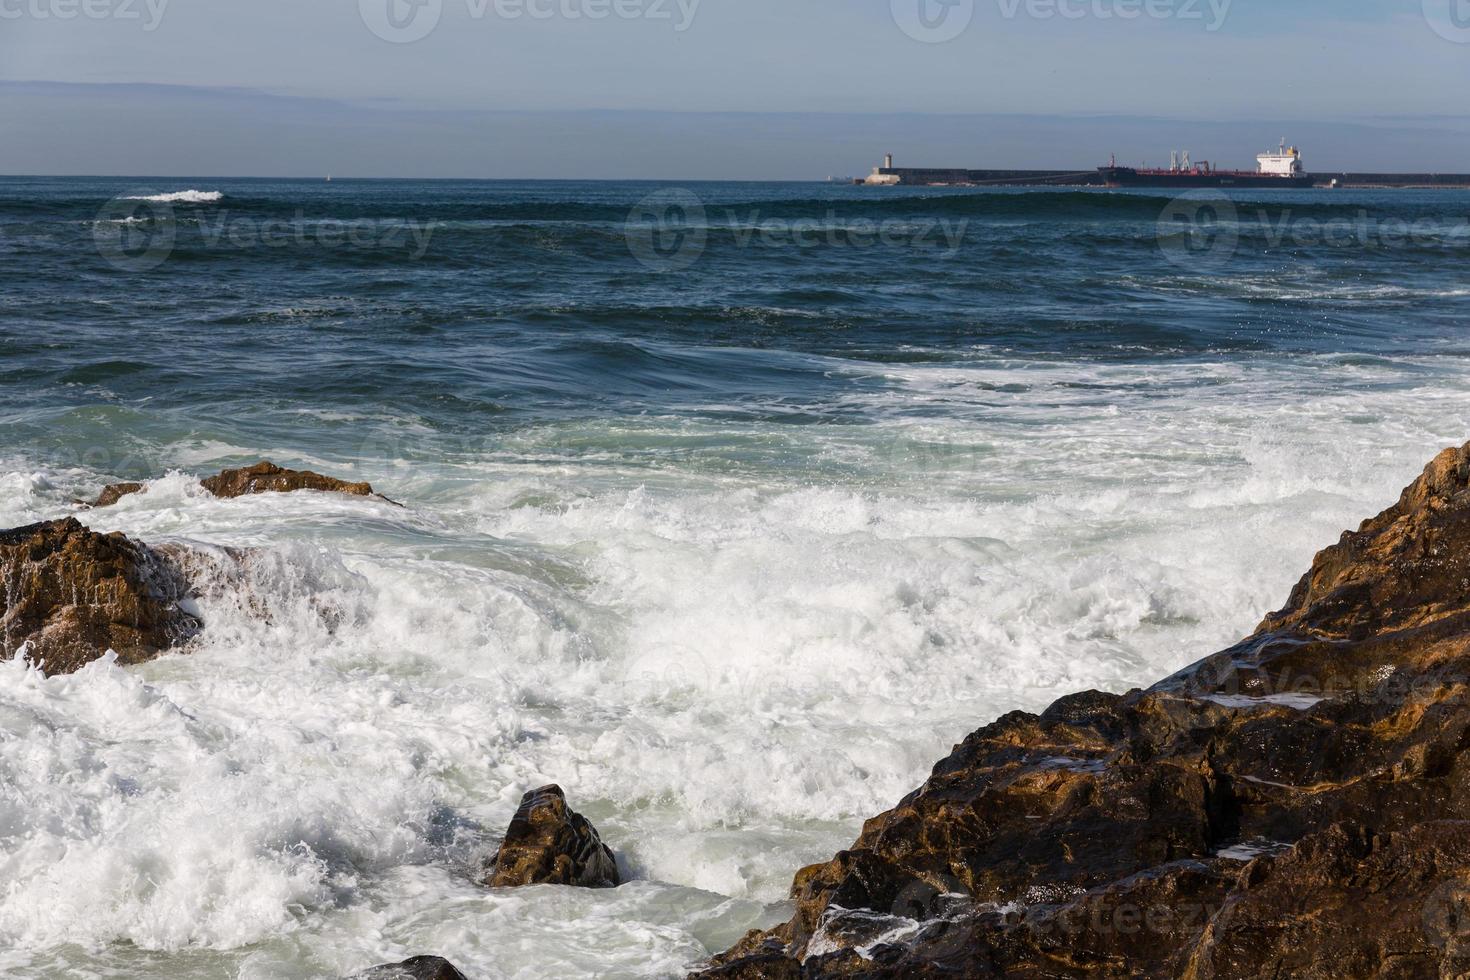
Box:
[121,190,224,204]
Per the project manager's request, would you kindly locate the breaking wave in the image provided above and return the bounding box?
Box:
[121,190,224,204]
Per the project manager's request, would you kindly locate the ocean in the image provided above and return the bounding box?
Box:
[2,176,1469,979]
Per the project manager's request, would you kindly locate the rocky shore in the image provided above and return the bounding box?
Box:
[9,447,1470,977]
[693,443,1470,978]
[2,461,620,980]
[0,517,201,674]
[2,462,390,675]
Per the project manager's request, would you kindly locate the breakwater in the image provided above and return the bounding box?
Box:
[867,167,1470,189]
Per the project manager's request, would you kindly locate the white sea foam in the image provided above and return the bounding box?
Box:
[3,352,1470,977]
[121,190,224,204]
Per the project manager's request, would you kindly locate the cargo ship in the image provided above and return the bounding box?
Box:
[1098,141,1315,189]
[857,147,1470,188]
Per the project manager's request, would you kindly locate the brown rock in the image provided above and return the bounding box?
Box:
[89,460,397,508]
[1182,821,1470,979]
[200,460,381,500]
[0,518,200,675]
[347,956,470,980]
[1258,443,1470,642]
[695,442,1470,979]
[693,954,803,980]
[90,482,146,508]
[484,785,620,889]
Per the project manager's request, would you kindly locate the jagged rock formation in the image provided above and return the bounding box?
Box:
[696,443,1470,979]
[91,460,393,508]
[91,482,145,508]
[347,956,470,980]
[483,785,621,889]
[200,461,381,500]
[0,518,201,675]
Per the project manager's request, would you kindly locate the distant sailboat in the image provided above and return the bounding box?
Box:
[326,174,333,182]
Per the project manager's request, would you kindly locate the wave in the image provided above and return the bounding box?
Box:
[393,191,1185,225]
[121,190,224,204]
[4,189,1289,225]
[2,187,1461,234]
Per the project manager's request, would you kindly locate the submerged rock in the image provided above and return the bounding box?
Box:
[91,460,395,508]
[695,442,1470,979]
[0,518,201,675]
[201,460,382,500]
[347,956,470,980]
[90,481,145,508]
[484,785,621,889]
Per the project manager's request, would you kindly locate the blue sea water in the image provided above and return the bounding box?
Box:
[1,177,1469,978]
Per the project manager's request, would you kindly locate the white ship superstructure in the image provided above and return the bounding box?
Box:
[1257,140,1304,176]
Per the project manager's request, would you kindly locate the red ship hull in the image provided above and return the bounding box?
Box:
[1098,166,1315,189]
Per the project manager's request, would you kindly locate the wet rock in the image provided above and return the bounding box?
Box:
[90,460,396,508]
[483,785,620,889]
[1184,821,1470,979]
[90,481,145,508]
[201,460,383,500]
[693,955,803,980]
[347,956,470,980]
[0,518,200,675]
[695,442,1470,979]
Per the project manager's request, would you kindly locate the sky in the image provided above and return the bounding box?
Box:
[1,0,1468,177]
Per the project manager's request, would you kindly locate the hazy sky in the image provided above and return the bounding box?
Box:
[2,0,1468,176]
